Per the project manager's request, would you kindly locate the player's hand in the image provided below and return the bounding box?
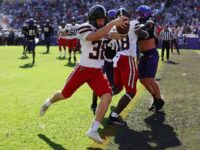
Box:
[112,16,129,28]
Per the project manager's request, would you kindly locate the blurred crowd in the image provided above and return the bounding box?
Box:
[0,0,199,45]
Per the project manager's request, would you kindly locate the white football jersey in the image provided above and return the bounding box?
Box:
[65,23,80,39]
[58,26,67,38]
[77,23,106,68]
[116,20,140,58]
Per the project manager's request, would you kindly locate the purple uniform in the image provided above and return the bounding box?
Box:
[26,25,38,51]
[137,14,158,79]
[138,48,159,79]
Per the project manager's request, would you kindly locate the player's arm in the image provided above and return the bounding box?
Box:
[135,22,149,39]
[109,30,125,40]
[86,16,127,41]
[135,29,149,39]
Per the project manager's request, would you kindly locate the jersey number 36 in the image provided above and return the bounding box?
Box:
[89,40,106,60]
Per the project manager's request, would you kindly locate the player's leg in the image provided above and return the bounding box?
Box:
[63,39,67,58]
[86,70,112,143]
[108,56,137,126]
[175,39,180,54]
[58,39,62,58]
[112,64,123,95]
[32,50,35,65]
[68,49,72,62]
[91,92,98,115]
[63,46,66,58]
[142,50,165,112]
[147,78,165,112]
[166,41,170,61]
[72,39,77,62]
[104,61,114,87]
[31,41,36,65]
[68,39,72,62]
[138,54,155,97]
[22,38,26,55]
[161,41,165,61]
[40,65,86,116]
[46,37,50,53]
[91,61,114,115]
[171,40,174,54]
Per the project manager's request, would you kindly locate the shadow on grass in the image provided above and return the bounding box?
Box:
[18,56,29,59]
[87,147,104,150]
[56,56,66,60]
[87,107,181,149]
[113,112,181,150]
[40,52,50,55]
[64,61,76,68]
[165,60,179,65]
[38,134,68,150]
[19,63,35,69]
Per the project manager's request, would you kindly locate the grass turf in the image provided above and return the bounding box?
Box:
[106,50,200,150]
[1,46,200,150]
[0,46,123,150]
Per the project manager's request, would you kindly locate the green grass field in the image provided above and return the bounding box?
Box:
[0,46,200,150]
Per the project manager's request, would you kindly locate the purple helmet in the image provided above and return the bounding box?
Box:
[28,18,34,26]
[136,5,152,19]
[107,9,116,21]
[108,9,116,18]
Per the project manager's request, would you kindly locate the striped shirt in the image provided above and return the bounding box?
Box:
[160,29,171,41]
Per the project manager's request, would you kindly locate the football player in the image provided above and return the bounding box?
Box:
[66,17,79,62]
[26,18,39,65]
[39,5,127,144]
[107,8,149,126]
[42,19,53,53]
[90,9,117,114]
[58,21,67,58]
[136,5,165,112]
[21,20,29,57]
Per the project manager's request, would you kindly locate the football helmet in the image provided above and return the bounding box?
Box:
[88,5,107,28]
[116,8,130,19]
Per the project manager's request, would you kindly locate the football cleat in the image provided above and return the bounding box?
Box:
[107,115,127,126]
[149,99,165,112]
[155,99,165,112]
[86,129,103,144]
[39,103,49,116]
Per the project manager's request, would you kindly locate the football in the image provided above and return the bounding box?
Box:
[116,22,130,35]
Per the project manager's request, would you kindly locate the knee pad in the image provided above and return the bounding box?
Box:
[125,92,135,100]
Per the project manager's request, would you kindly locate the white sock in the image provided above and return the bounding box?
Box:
[59,51,61,57]
[45,98,52,107]
[111,112,119,118]
[64,51,66,57]
[90,120,100,132]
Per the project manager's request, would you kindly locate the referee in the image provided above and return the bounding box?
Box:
[160,25,171,62]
